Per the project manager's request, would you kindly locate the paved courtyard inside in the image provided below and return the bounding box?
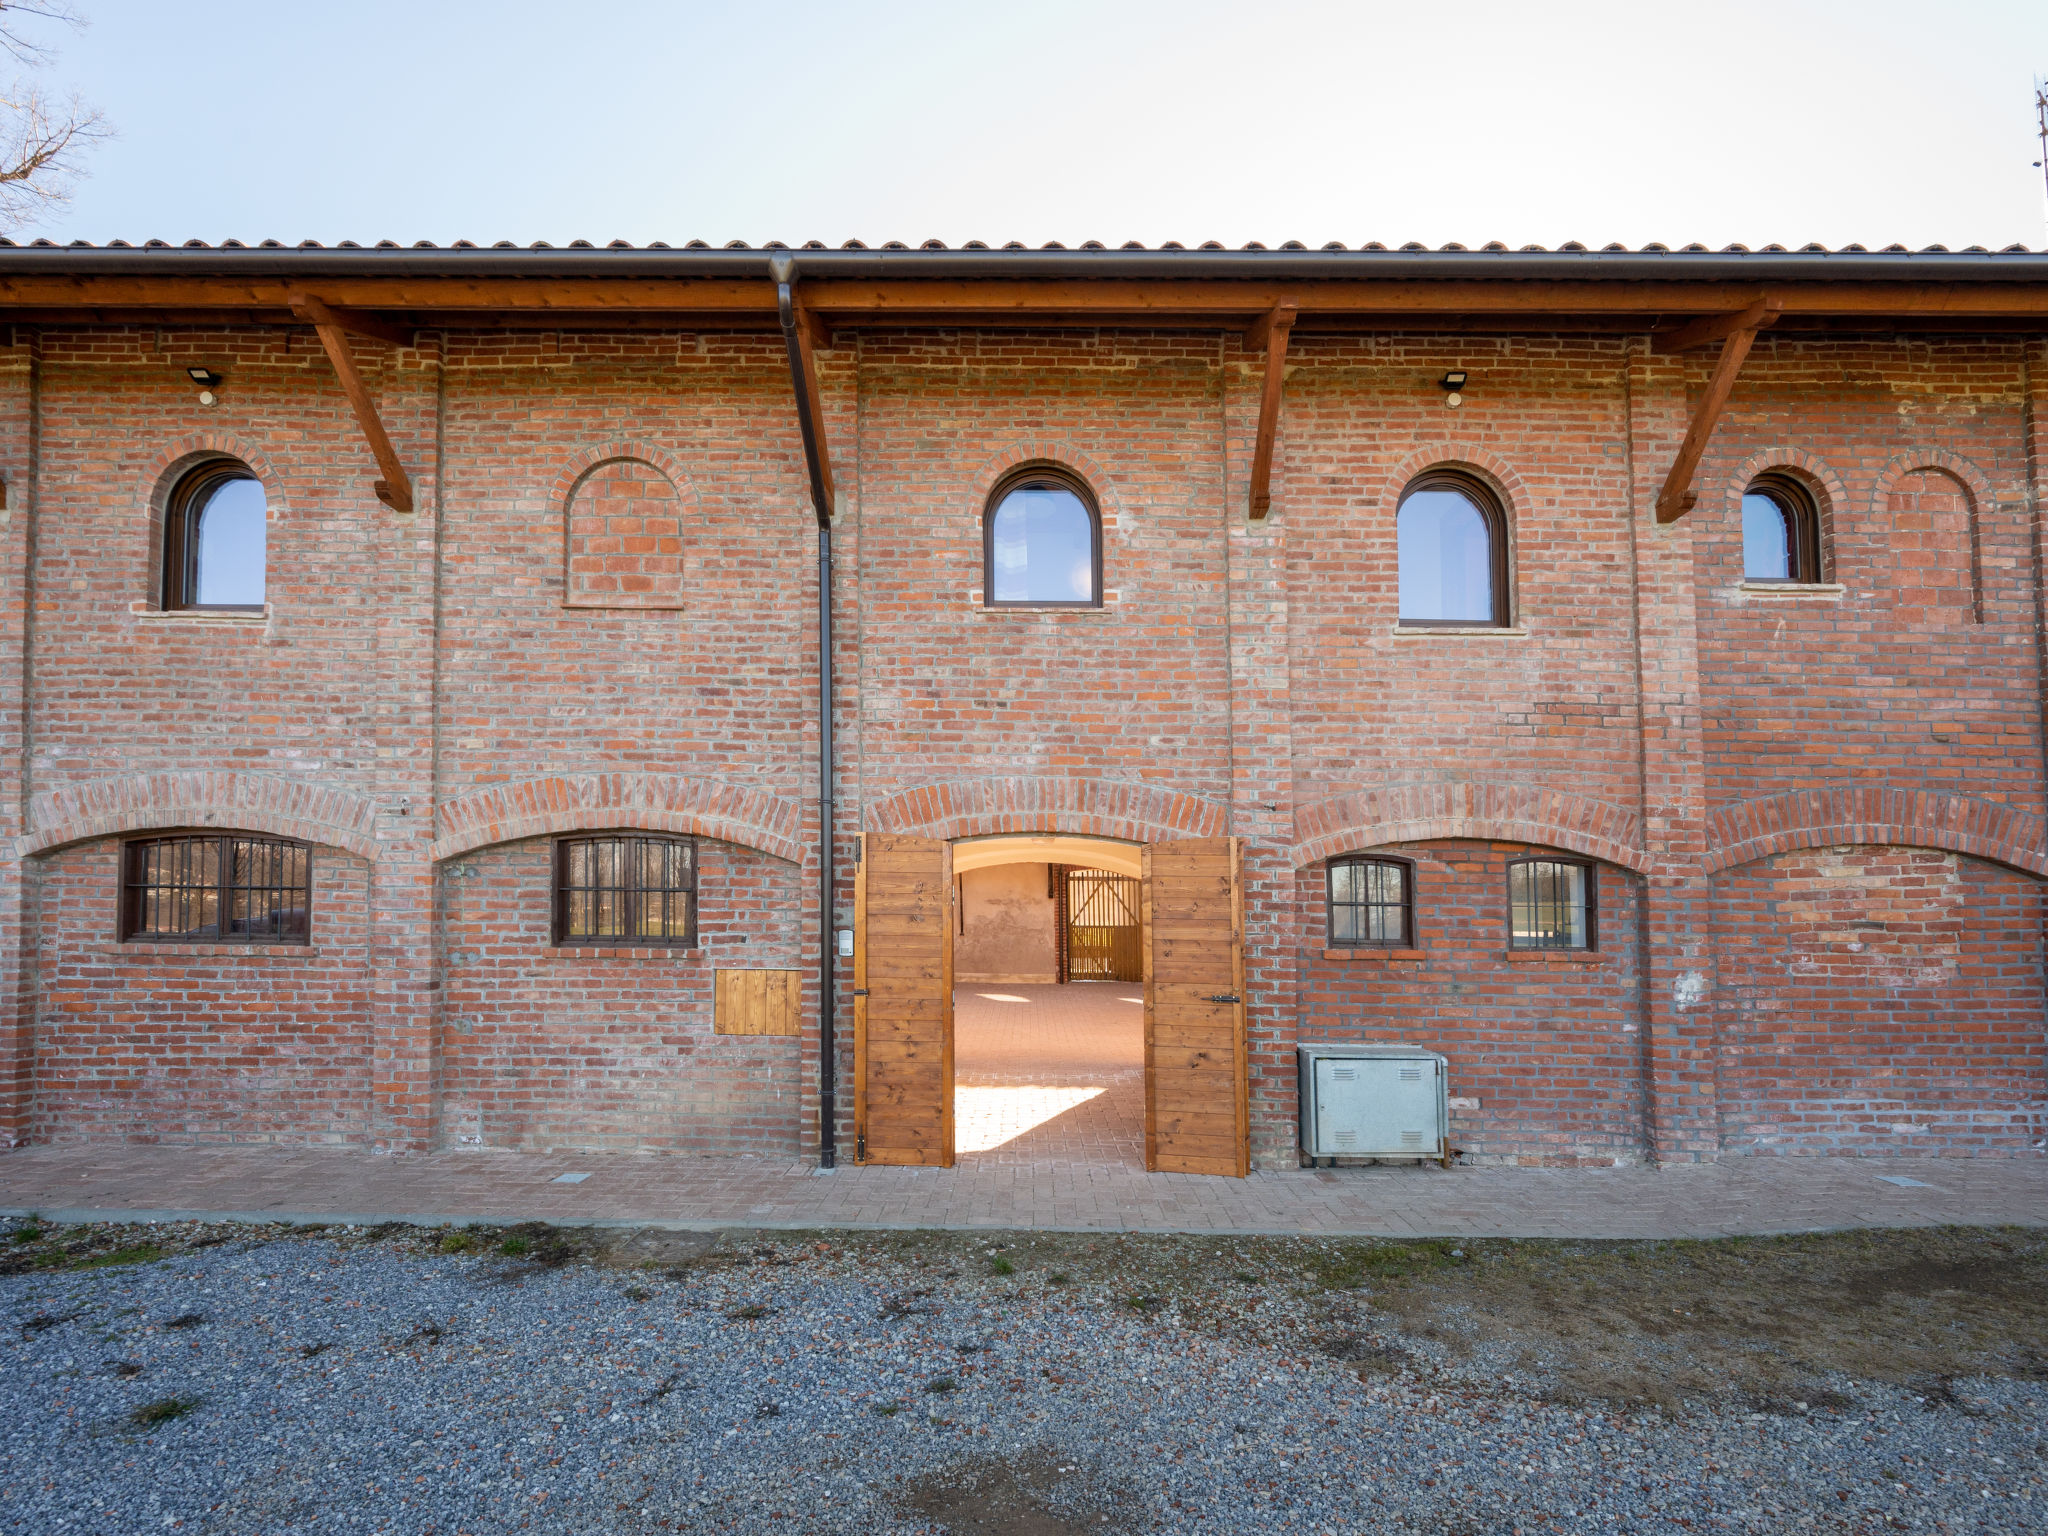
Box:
[953,982,1145,1169]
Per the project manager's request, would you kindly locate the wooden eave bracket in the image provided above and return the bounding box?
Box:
[1246,299,1297,520]
[772,258,836,525]
[289,292,415,512]
[1653,297,1781,524]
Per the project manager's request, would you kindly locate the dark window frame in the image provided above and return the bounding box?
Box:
[1396,468,1512,629]
[118,831,313,945]
[981,463,1104,610]
[551,833,699,949]
[161,460,266,612]
[1742,474,1824,584]
[1505,856,1598,952]
[1326,854,1417,949]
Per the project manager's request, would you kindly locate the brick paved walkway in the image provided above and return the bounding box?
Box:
[953,982,1144,1168]
[1,1142,2041,1239]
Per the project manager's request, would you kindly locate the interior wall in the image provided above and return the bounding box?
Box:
[956,863,1057,983]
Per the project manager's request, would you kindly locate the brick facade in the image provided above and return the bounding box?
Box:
[1,300,2042,1167]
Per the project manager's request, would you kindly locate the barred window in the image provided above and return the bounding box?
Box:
[1328,856,1414,948]
[1507,858,1596,951]
[120,834,311,943]
[553,835,696,947]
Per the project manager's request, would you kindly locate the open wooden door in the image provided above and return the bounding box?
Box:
[852,835,954,1166]
[1143,837,1248,1176]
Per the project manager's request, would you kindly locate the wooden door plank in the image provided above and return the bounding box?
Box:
[1143,837,1247,1178]
[853,834,953,1168]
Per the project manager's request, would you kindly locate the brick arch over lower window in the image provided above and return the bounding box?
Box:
[1704,786,2048,879]
[1292,783,1649,873]
[432,774,805,865]
[21,771,381,861]
[865,776,1229,844]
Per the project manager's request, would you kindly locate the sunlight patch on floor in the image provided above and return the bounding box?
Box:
[953,1085,1106,1153]
[974,993,1031,1004]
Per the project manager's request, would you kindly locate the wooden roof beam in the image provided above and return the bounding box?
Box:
[290,293,414,513]
[1652,295,1783,354]
[1246,300,1297,520]
[772,258,835,525]
[1654,321,1763,523]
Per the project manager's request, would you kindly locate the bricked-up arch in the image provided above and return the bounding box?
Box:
[22,772,380,861]
[1292,783,1649,872]
[1869,449,1997,524]
[433,774,804,865]
[550,441,699,609]
[1704,785,2048,878]
[866,776,1228,844]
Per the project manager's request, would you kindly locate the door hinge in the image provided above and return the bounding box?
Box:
[1207,993,1241,1004]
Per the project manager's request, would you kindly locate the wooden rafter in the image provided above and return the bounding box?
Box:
[1246,300,1297,520]
[288,288,415,347]
[290,293,415,513]
[1652,295,1782,354]
[1654,320,1764,523]
[773,264,835,524]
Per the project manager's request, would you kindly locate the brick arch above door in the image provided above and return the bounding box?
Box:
[864,775,1229,845]
[1703,784,2048,878]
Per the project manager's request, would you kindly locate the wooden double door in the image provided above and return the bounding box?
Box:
[852,834,1248,1176]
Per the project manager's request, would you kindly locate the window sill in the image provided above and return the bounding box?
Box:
[1391,624,1526,637]
[129,603,270,624]
[1736,581,1845,600]
[1322,948,1425,962]
[1501,949,1606,964]
[969,589,1121,613]
[546,946,704,961]
[109,943,319,958]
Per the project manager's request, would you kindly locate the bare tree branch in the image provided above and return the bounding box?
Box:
[0,2,85,69]
[0,1,100,232]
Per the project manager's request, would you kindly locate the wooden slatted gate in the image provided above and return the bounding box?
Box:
[852,835,955,1166]
[1143,837,1249,1176]
[1064,868,1144,982]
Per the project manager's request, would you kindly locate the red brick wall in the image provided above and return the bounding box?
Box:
[31,837,373,1145]
[1713,846,2045,1156]
[1295,840,1647,1166]
[1,323,2041,1166]
[439,835,804,1155]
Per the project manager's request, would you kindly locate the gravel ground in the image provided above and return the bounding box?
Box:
[1,1220,2044,1534]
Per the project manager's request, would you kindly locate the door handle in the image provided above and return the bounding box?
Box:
[1207,993,1240,1004]
[852,989,869,997]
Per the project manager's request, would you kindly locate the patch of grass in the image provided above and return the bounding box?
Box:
[11,1220,43,1245]
[727,1303,773,1321]
[621,1286,652,1302]
[1121,1294,1164,1313]
[989,1256,1015,1276]
[70,1244,166,1270]
[497,1235,530,1257]
[438,1231,476,1254]
[924,1376,958,1394]
[131,1397,198,1429]
[1304,1240,1461,1291]
[874,1400,902,1416]
[1047,1272,1070,1286]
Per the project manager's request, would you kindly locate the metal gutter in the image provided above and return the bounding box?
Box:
[3,244,2048,285]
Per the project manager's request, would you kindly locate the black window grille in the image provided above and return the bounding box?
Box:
[553,835,696,947]
[1507,858,1596,951]
[120,834,311,943]
[1327,856,1414,947]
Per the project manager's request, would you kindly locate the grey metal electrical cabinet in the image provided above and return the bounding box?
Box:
[1298,1045,1449,1161]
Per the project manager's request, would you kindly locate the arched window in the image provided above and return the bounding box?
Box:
[1742,475,1821,583]
[163,462,266,610]
[983,466,1101,607]
[1397,472,1507,627]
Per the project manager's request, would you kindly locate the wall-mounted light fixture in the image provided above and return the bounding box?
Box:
[1440,369,1468,409]
[186,366,221,407]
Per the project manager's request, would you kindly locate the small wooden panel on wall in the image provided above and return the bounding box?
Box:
[714,968,803,1036]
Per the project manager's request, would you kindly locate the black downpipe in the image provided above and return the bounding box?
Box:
[774,258,837,1168]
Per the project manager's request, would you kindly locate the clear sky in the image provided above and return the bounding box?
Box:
[24,0,2048,251]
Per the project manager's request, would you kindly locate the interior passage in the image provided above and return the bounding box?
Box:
[952,983,1144,1168]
